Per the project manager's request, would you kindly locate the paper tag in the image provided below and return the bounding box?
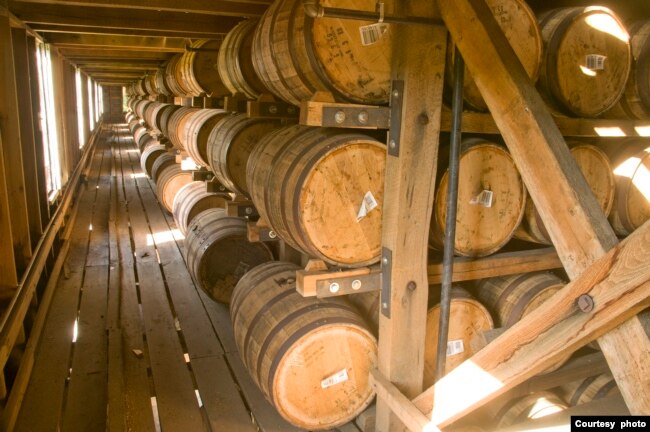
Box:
[469,190,493,208]
[446,339,465,357]
[356,191,379,222]
[321,368,349,389]
[359,23,389,46]
[586,54,606,71]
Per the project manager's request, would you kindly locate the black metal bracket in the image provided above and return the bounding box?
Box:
[206,178,229,193]
[192,169,214,182]
[388,80,404,157]
[381,247,392,318]
[248,100,299,119]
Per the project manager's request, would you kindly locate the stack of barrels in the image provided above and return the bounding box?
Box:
[122,0,648,430]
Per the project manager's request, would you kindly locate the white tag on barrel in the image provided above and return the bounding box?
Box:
[447,339,465,357]
[359,23,389,46]
[321,368,349,389]
[470,190,493,208]
[357,191,378,222]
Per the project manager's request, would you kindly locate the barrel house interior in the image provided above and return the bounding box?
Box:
[0,0,649,431]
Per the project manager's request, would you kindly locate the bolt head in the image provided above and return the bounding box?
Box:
[392,90,400,98]
[351,279,362,290]
[268,105,278,114]
[268,230,277,239]
[334,110,346,124]
[357,111,369,124]
[382,257,388,265]
[382,302,388,309]
[329,282,340,293]
[577,294,594,313]
[389,140,396,149]
[245,207,253,215]
[407,281,416,291]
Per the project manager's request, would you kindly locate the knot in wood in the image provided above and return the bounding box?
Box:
[418,113,429,125]
[407,281,417,291]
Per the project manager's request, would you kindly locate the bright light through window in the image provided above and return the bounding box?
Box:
[75,69,86,148]
[87,76,95,130]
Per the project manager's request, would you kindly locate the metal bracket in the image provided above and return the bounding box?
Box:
[246,221,278,242]
[318,105,390,129]
[206,178,229,193]
[226,200,259,218]
[388,80,404,157]
[191,169,214,182]
[247,100,299,119]
[224,94,250,113]
[315,267,381,298]
[381,247,392,318]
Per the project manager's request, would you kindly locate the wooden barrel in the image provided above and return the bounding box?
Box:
[423,289,493,384]
[448,0,542,111]
[606,142,650,235]
[172,181,229,235]
[207,114,281,195]
[430,140,526,257]
[164,54,190,97]
[247,125,385,266]
[475,272,571,371]
[185,209,274,303]
[144,73,157,96]
[538,7,631,117]
[230,261,376,430]
[134,100,152,120]
[515,144,615,244]
[150,153,176,183]
[140,144,168,178]
[125,112,136,123]
[183,109,229,168]
[158,104,183,138]
[132,124,148,147]
[155,164,193,212]
[128,119,142,135]
[167,107,201,150]
[218,19,268,99]
[154,67,172,96]
[489,391,567,429]
[177,39,230,98]
[560,373,619,406]
[140,137,160,154]
[143,102,167,133]
[252,0,392,105]
[475,272,564,328]
[350,289,493,386]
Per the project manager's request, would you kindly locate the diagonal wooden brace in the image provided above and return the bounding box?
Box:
[435,0,650,416]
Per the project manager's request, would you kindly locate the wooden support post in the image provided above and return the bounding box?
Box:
[26,35,50,229]
[375,1,447,430]
[416,0,650,418]
[12,27,43,249]
[0,14,32,277]
[411,220,650,427]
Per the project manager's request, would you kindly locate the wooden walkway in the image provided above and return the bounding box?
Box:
[13,124,361,432]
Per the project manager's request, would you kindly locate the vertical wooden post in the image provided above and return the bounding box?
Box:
[436,0,650,414]
[375,1,447,430]
[26,35,50,228]
[0,14,32,277]
[12,27,43,248]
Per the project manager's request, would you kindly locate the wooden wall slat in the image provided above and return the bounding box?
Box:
[25,36,50,229]
[0,14,32,278]
[11,27,43,249]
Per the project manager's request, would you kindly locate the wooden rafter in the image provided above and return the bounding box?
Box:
[41,33,186,52]
[9,2,242,35]
[8,0,270,17]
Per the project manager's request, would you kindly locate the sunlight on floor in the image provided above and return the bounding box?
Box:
[146,229,185,246]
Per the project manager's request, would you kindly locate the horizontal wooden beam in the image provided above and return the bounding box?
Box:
[412,219,650,428]
[42,33,186,52]
[30,23,221,39]
[9,0,270,18]
[427,248,562,284]
[9,2,241,35]
[57,48,172,60]
[72,58,163,66]
[79,65,157,72]
[440,109,650,138]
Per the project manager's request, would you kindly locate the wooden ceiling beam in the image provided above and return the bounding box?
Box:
[57,48,173,60]
[8,0,270,18]
[41,33,186,52]
[9,2,241,35]
[29,23,222,39]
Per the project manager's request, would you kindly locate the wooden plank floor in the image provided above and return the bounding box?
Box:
[13,124,362,432]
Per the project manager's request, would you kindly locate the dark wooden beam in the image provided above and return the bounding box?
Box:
[9,0,270,18]
[57,48,173,60]
[9,2,241,35]
[42,33,186,52]
[30,23,221,39]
